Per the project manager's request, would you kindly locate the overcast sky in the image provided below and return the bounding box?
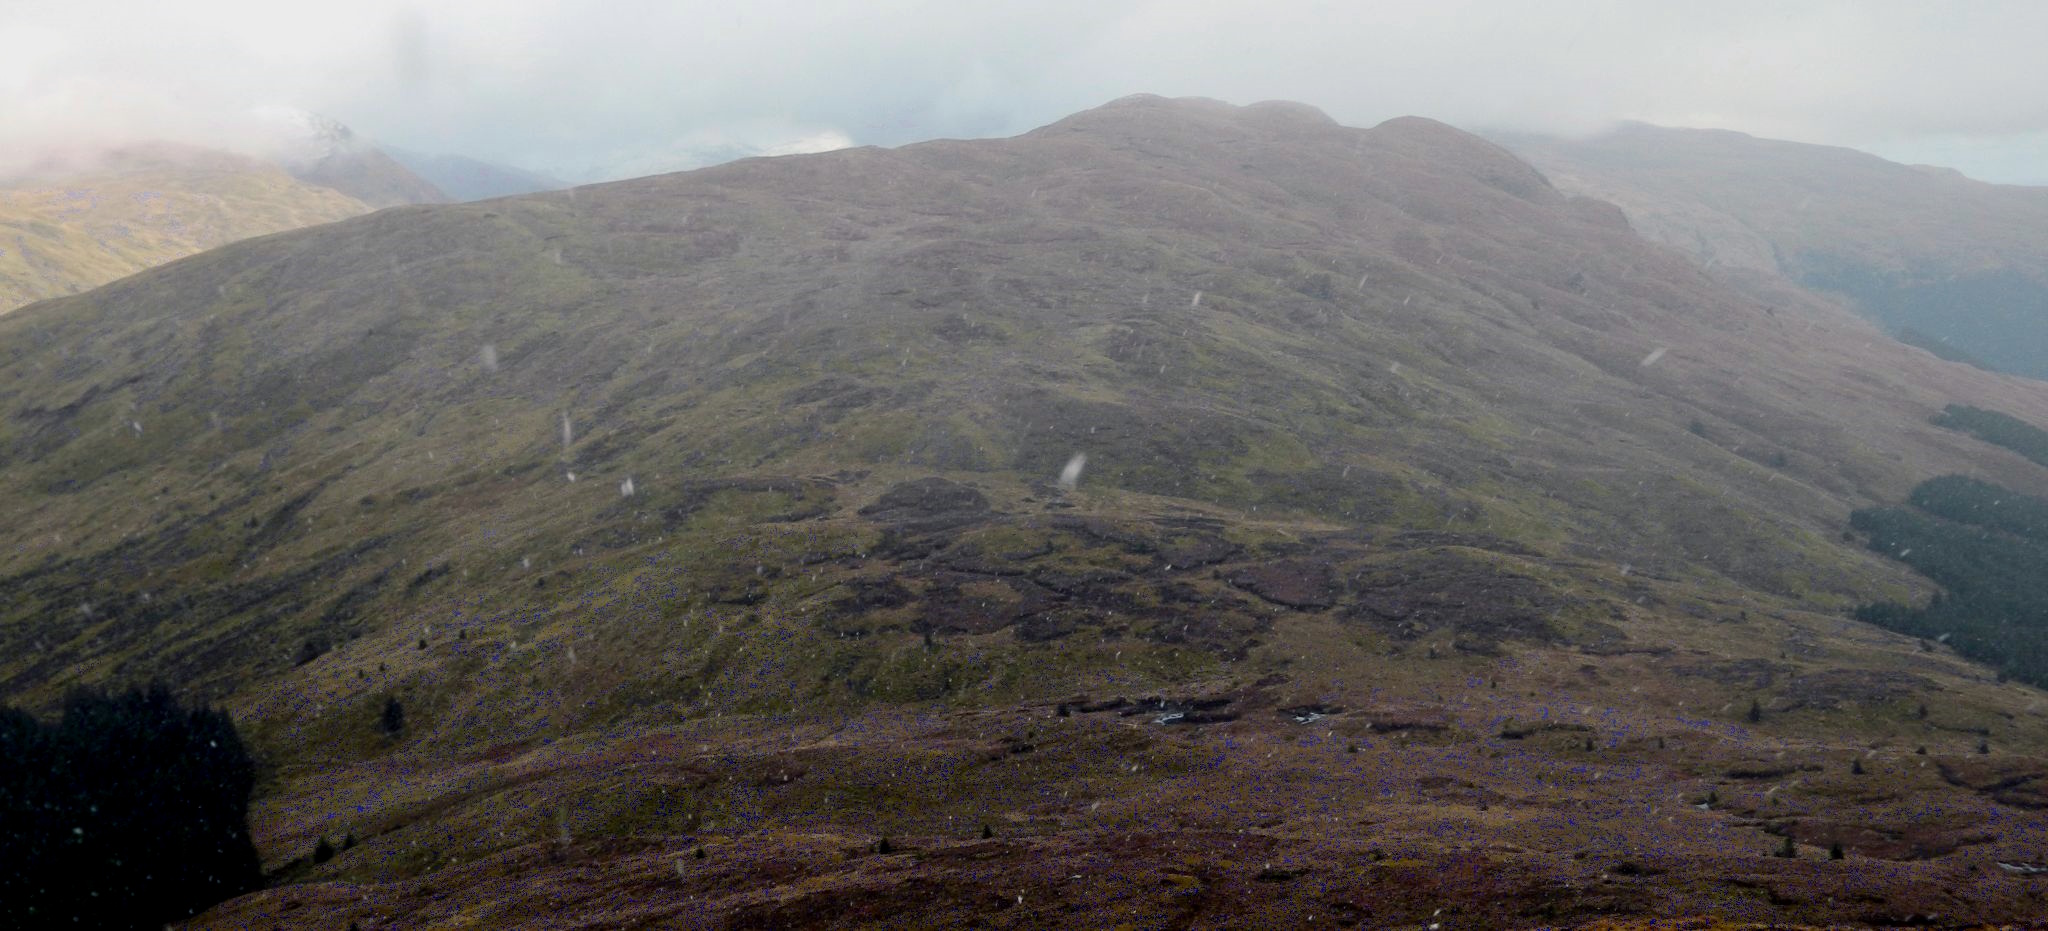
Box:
[6,0,2048,183]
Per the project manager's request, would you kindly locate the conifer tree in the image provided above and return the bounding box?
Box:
[380,696,406,736]
[0,685,262,927]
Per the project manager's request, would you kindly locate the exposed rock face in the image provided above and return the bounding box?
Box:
[1780,668,1936,710]
[1342,549,1565,652]
[1225,560,1338,610]
[859,477,992,527]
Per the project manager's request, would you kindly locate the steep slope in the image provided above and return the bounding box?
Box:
[1497,123,2048,379]
[0,144,373,315]
[384,147,566,201]
[7,96,2048,927]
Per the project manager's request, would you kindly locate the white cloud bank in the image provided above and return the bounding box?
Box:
[4,0,2046,183]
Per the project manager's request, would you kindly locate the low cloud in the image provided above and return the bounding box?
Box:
[5,0,2047,183]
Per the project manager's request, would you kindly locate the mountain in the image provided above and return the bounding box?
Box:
[383,147,566,202]
[0,144,374,316]
[0,111,449,317]
[252,107,450,208]
[8,95,2048,928]
[1496,123,2048,380]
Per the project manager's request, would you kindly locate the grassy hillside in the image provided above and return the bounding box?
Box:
[0,145,371,315]
[8,97,2048,927]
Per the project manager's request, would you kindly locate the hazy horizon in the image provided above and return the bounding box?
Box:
[5,1,2047,185]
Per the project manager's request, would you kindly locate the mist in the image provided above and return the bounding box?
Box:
[6,1,2048,183]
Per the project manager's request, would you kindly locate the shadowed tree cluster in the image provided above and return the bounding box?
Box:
[1852,474,2048,687]
[0,684,262,929]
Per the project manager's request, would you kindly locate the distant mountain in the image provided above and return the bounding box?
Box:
[1496,123,2048,379]
[383,147,565,202]
[251,107,449,208]
[9,96,2048,927]
[0,111,447,316]
[0,144,372,315]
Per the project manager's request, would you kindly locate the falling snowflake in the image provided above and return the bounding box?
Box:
[1058,453,1087,491]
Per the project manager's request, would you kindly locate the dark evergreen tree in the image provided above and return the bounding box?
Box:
[0,685,262,929]
[0,705,61,925]
[380,696,406,736]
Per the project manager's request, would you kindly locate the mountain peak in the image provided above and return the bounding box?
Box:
[246,106,446,208]
[1036,93,1257,134]
[1025,96,1558,207]
[1365,115,1561,203]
